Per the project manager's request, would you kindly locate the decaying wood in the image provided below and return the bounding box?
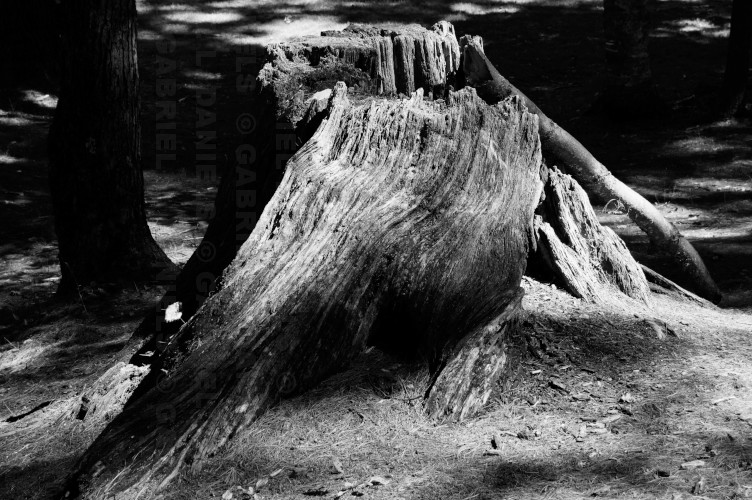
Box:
[641,264,717,308]
[64,84,543,498]
[425,288,524,421]
[533,168,651,303]
[131,21,462,359]
[459,35,722,303]
[67,362,149,424]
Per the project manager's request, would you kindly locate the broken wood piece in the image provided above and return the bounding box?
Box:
[532,168,650,304]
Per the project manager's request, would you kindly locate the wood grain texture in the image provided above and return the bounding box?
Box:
[64,84,543,499]
[535,168,651,303]
[133,22,462,351]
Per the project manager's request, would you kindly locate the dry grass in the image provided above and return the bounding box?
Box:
[1,277,751,499]
[147,280,752,500]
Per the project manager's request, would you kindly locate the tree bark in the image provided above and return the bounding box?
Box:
[601,0,661,118]
[63,84,542,498]
[720,0,752,118]
[48,0,173,293]
[532,167,650,303]
[130,22,462,360]
[459,35,721,303]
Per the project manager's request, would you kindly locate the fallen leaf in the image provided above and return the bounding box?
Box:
[164,301,183,323]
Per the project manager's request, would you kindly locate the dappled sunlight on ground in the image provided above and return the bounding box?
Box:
[1,0,751,497]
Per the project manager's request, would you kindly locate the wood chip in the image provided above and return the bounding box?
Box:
[587,427,608,434]
[367,476,390,486]
[692,477,706,495]
[680,460,706,470]
[331,458,344,475]
[599,414,622,424]
[549,379,569,393]
[712,396,736,405]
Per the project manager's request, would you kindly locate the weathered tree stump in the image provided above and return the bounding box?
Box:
[64,83,543,498]
[61,21,679,499]
[132,22,462,362]
[531,167,651,303]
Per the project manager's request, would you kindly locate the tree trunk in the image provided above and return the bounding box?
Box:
[63,84,542,498]
[601,0,661,118]
[720,0,752,118]
[130,22,462,359]
[48,0,173,293]
[460,35,721,303]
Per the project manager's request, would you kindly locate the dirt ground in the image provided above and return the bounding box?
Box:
[1,0,751,498]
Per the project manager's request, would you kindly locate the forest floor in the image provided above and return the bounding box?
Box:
[1,0,752,498]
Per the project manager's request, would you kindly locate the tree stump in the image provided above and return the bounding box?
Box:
[64,83,543,498]
[132,21,462,359]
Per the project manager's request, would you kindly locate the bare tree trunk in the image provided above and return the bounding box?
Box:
[720,0,752,118]
[601,0,661,118]
[460,36,721,303]
[63,83,542,499]
[48,0,173,293]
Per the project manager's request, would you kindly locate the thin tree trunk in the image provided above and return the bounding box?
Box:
[63,84,542,499]
[601,0,661,118]
[460,36,721,303]
[48,0,173,293]
[720,0,752,118]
